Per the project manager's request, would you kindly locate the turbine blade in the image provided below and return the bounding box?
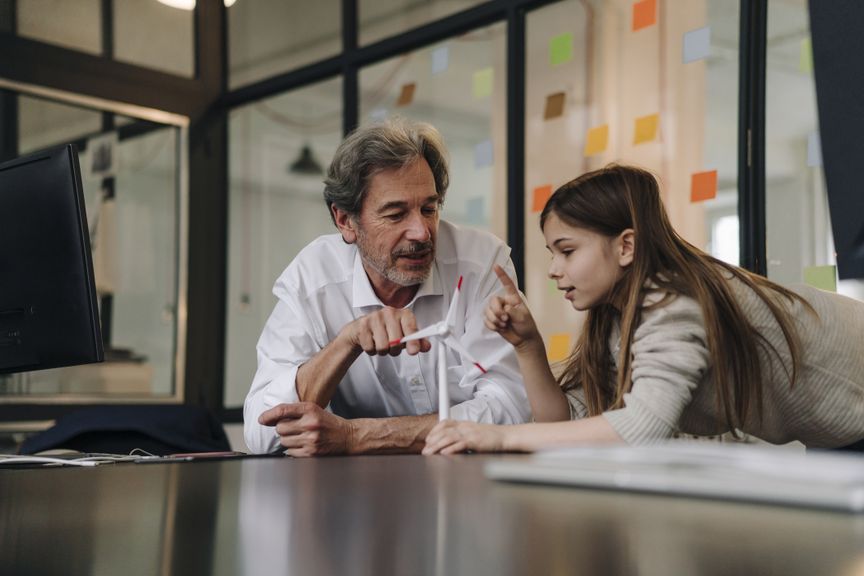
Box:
[444,335,487,374]
[396,323,442,345]
[444,275,463,329]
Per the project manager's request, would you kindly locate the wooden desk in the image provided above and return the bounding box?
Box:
[2,455,864,575]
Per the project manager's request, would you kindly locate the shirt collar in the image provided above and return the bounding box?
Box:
[351,249,442,309]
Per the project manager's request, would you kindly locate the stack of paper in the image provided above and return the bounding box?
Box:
[485,443,864,512]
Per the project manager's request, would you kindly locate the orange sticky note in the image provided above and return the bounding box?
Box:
[396,82,416,107]
[544,92,566,120]
[691,170,718,202]
[632,0,657,32]
[548,333,571,362]
[633,113,659,144]
[584,124,609,156]
[532,185,553,213]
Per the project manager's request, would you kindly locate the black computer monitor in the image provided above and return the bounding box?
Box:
[0,144,104,374]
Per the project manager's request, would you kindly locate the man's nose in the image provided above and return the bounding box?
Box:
[404,211,431,242]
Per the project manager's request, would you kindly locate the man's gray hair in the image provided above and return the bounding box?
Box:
[323,117,450,223]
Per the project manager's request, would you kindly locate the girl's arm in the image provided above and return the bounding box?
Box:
[422,414,623,455]
[511,340,570,422]
[487,265,570,422]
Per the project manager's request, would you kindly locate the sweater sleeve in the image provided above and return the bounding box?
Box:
[565,387,590,420]
[602,295,711,444]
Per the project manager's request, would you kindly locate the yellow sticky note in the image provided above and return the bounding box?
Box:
[548,334,571,362]
[804,265,837,292]
[584,124,609,156]
[800,36,813,74]
[473,67,494,99]
[633,113,659,144]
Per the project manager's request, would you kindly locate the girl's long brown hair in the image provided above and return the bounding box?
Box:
[541,165,812,431]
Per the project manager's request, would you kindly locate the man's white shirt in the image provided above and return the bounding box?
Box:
[244,220,531,453]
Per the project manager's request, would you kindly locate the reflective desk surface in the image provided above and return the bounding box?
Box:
[2,454,864,576]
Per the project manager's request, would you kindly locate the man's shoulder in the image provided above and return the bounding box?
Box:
[275,233,355,297]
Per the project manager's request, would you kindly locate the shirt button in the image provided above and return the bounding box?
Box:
[410,377,421,387]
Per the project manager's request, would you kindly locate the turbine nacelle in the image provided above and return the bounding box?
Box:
[396,275,491,420]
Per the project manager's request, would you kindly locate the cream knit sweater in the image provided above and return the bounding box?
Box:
[566,279,864,448]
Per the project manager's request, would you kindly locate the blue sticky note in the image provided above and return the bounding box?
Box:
[474,139,493,168]
[432,45,449,75]
[808,131,822,167]
[683,26,711,63]
[465,197,485,224]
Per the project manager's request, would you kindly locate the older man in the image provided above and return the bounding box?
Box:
[244,118,529,455]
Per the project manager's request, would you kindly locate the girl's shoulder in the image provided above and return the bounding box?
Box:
[635,288,706,341]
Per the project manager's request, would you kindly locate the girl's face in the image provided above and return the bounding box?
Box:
[543,213,633,311]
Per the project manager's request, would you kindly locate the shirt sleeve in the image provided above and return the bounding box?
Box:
[448,247,532,425]
[602,295,711,444]
[243,289,323,454]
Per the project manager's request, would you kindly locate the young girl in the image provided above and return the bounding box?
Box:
[423,164,864,455]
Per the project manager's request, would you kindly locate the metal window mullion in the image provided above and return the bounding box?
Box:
[738,0,767,275]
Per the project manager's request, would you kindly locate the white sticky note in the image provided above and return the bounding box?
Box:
[431,45,449,75]
[474,139,493,168]
[683,26,711,63]
[808,131,822,167]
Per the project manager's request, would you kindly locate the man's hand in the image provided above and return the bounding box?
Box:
[258,402,355,457]
[341,307,432,356]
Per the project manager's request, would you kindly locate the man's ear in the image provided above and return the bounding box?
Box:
[617,229,635,267]
[332,205,358,244]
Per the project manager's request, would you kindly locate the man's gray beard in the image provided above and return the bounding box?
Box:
[355,228,433,287]
[361,253,431,287]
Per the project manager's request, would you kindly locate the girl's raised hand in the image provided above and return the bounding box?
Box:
[485,264,540,349]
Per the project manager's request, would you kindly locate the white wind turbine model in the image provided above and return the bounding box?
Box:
[397,276,488,421]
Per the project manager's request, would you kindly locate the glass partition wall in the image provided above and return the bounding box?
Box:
[765,0,863,301]
[2,0,842,418]
[0,85,188,403]
[221,0,745,408]
[224,78,343,407]
[524,0,740,367]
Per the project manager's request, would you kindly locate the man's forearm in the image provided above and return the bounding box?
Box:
[347,414,438,454]
[296,333,361,408]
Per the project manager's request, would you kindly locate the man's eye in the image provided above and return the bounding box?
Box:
[385,213,404,221]
[422,206,438,216]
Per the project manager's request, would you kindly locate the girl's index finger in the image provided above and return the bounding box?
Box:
[493,264,520,296]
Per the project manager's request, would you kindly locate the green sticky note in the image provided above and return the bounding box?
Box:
[549,33,574,66]
[548,279,559,296]
[473,67,494,99]
[800,36,813,74]
[804,265,836,292]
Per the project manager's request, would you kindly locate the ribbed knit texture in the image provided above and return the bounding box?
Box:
[567,280,864,448]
